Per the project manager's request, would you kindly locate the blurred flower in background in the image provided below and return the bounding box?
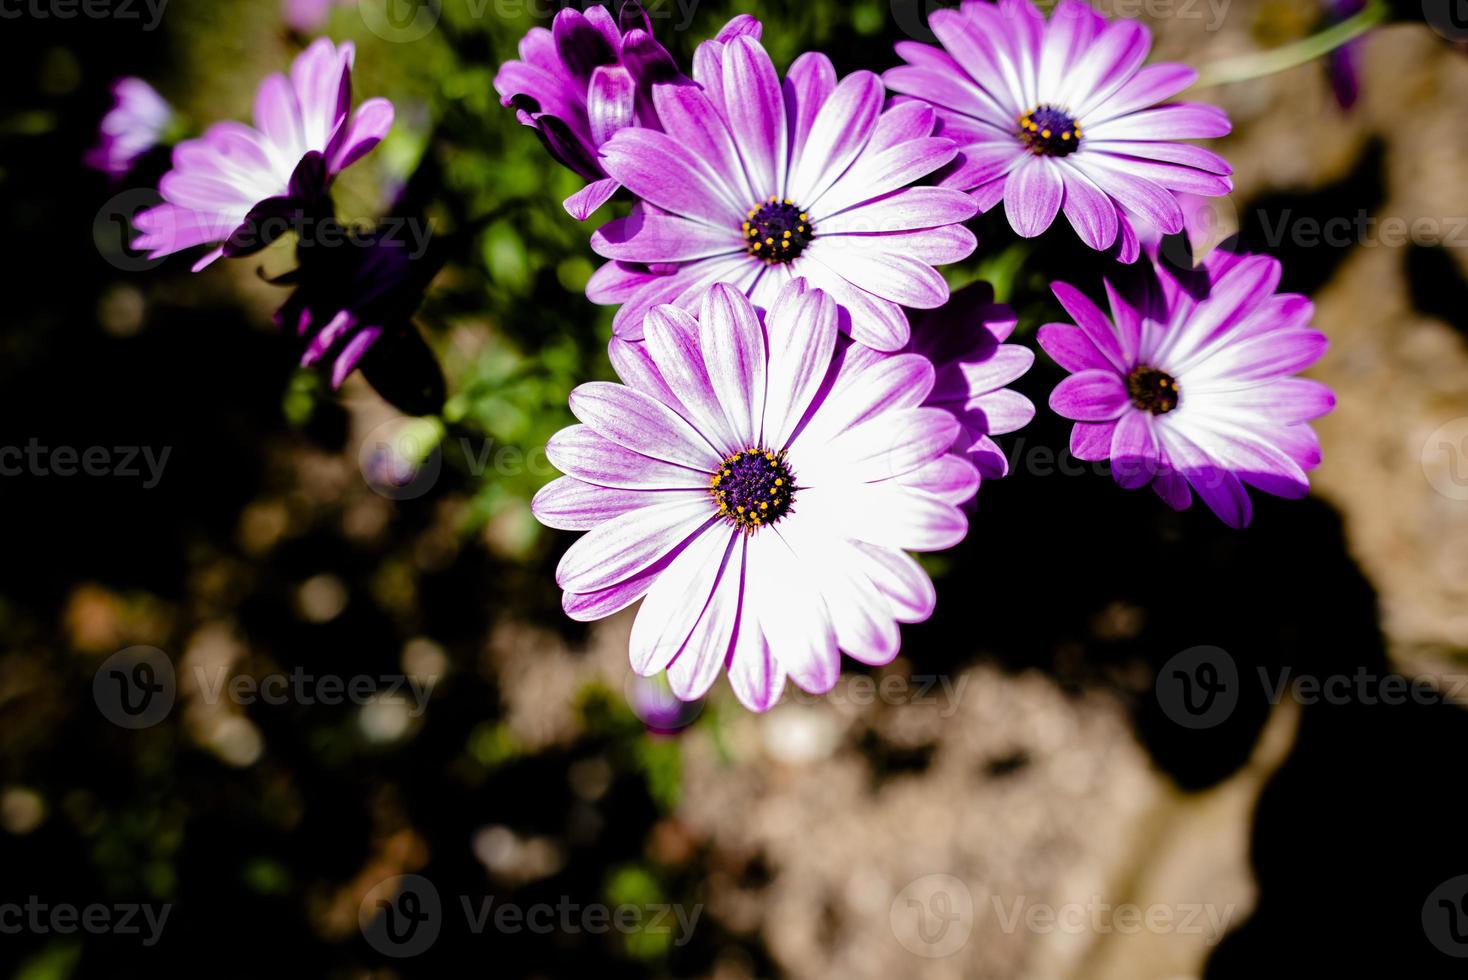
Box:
[283,0,356,34]
[624,672,704,733]
[132,38,394,270]
[84,77,174,179]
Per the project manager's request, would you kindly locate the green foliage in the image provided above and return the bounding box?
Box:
[603,864,675,960]
[11,943,81,980]
[577,682,684,811]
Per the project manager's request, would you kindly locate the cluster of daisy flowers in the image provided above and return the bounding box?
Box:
[504,1,1334,710]
[101,0,1337,713]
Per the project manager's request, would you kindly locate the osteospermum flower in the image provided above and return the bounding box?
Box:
[587,34,978,351]
[905,281,1035,490]
[85,77,174,179]
[273,232,431,389]
[883,0,1232,262]
[1038,249,1335,527]
[495,3,761,219]
[133,38,393,271]
[533,280,976,710]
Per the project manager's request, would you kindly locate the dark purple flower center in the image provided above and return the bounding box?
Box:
[1127,365,1180,415]
[743,197,813,264]
[710,447,796,531]
[1017,105,1082,157]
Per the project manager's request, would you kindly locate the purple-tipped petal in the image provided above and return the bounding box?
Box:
[533,477,691,530]
[570,381,722,470]
[699,284,767,445]
[547,425,706,490]
[564,177,621,220]
[556,496,715,593]
[1005,157,1064,237]
[721,36,787,199]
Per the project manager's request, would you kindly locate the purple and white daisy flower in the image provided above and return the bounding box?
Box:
[883,0,1233,263]
[586,33,979,352]
[533,279,977,711]
[1038,249,1335,528]
[495,3,761,220]
[85,77,174,179]
[133,38,393,271]
[906,281,1035,492]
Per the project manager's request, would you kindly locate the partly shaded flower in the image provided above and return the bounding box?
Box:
[273,231,431,389]
[588,34,978,351]
[533,280,974,711]
[883,0,1232,262]
[906,281,1035,492]
[1038,249,1335,528]
[85,77,174,179]
[133,38,394,271]
[495,2,761,219]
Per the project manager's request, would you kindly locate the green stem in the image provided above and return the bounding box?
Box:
[1191,1,1389,90]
